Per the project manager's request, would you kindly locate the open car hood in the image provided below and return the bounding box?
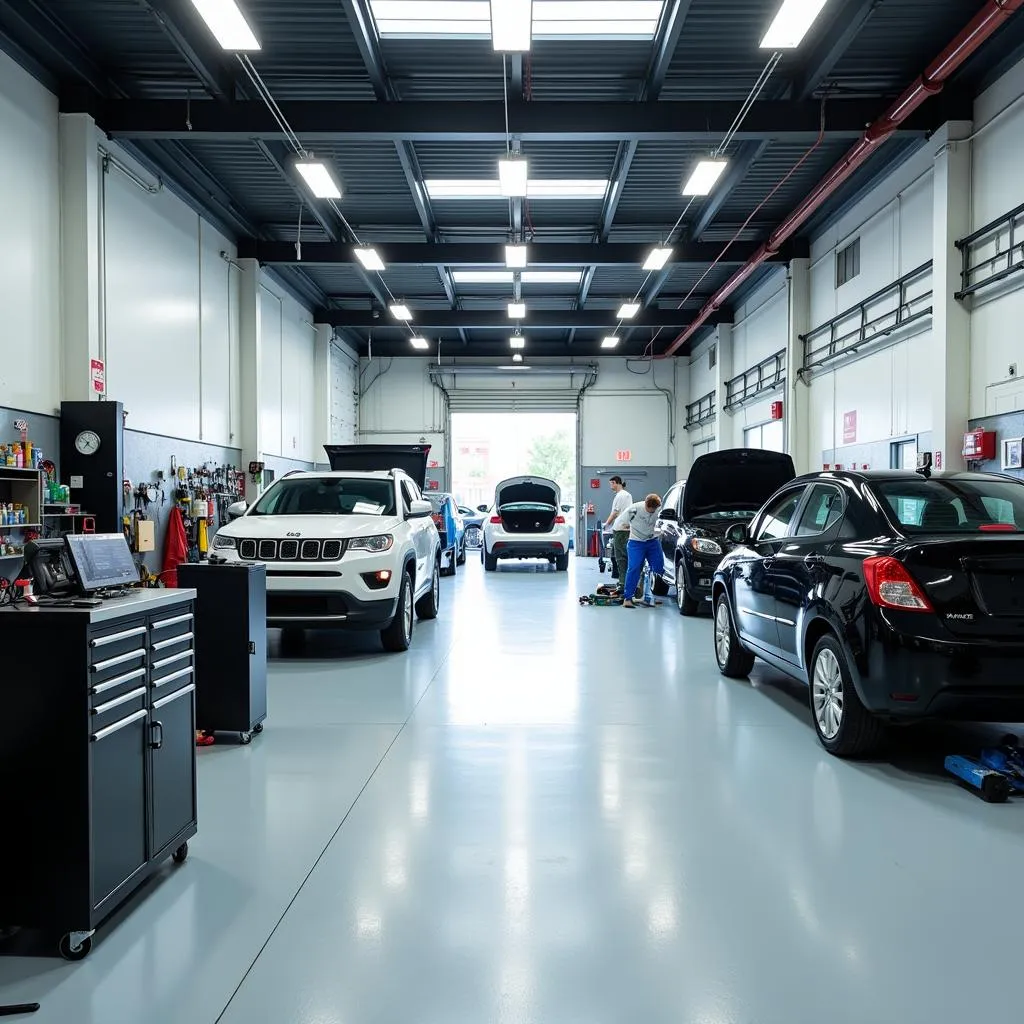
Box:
[495,476,560,508]
[681,449,795,521]
[323,444,430,490]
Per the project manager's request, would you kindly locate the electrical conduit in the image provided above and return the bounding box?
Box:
[663,0,1024,358]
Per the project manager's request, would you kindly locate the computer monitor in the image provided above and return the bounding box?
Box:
[64,533,139,593]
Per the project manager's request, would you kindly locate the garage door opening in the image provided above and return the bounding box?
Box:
[450,412,578,516]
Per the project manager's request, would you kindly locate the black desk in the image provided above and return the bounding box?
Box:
[0,589,198,960]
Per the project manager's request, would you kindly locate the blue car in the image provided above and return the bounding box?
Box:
[429,493,466,576]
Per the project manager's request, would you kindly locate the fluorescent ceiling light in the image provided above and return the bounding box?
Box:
[505,244,528,268]
[683,159,729,196]
[528,179,609,199]
[521,270,582,284]
[602,336,621,349]
[643,247,672,271]
[390,303,413,320]
[354,247,386,271]
[295,160,342,199]
[491,0,532,51]
[190,0,261,50]
[423,178,609,201]
[452,270,515,284]
[369,1,664,40]
[510,336,526,349]
[499,158,529,198]
[512,353,525,363]
[617,302,641,319]
[508,302,527,318]
[410,336,430,350]
[761,0,831,49]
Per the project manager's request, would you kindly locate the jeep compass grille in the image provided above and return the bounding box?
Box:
[236,538,347,562]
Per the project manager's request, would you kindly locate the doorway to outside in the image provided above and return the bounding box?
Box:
[449,411,578,518]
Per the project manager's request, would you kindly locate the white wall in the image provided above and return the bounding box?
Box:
[0,48,60,413]
[358,357,447,462]
[969,58,1024,418]
[330,340,359,444]
[729,273,788,433]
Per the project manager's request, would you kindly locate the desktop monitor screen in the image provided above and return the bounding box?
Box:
[64,533,139,593]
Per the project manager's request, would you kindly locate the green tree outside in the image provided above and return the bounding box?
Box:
[526,430,576,499]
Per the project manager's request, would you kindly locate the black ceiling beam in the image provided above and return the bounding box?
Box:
[790,0,881,100]
[139,0,236,99]
[85,97,956,142]
[237,239,794,266]
[314,308,726,330]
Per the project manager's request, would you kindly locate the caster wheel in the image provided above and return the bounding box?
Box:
[240,731,253,745]
[172,842,189,865]
[253,722,264,735]
[58,933,92,961]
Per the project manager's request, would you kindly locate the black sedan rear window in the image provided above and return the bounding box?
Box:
[871,478,1024,534]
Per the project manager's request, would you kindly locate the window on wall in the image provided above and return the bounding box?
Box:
[692,439,713,460]
[743,421,785,453]
[836,238,861,288]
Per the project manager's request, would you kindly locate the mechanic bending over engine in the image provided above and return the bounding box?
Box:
[617,493,664,609]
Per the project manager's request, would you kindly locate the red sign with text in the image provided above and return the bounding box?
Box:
[616,450,632,463]
[90,358,106,395]
[842,410,857,445]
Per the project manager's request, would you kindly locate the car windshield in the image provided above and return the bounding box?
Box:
[872,478,1024,534]
[693,510,757,521]
[249,477,396,516]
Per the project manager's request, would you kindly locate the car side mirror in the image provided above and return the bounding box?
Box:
[227,501,248,520]
[726,523,749,545]
[477,504,488,512]
[659,507,677,522]
[408,498,432,519]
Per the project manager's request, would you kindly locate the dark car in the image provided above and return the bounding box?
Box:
[428,493,466,576]
[712,469,1024,757]
[655,449,796,615]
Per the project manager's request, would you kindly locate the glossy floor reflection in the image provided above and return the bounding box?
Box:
[2,556,1022,1022]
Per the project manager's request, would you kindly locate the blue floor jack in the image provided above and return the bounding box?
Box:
[945,734,1024,803]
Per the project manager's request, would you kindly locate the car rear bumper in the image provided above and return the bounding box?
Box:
[860,632,1024,720]
[489,540,566,559]
[266,591,399,630]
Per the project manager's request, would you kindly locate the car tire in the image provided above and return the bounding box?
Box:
[676,564,699,616]
[380,571,414,652]
[652,573,670,597]
[457,542,466,566]
[484,549,498,572]
[415,560,440,620]
[555,553,569,572]
[713,594,755,678]
[809,634,884,758]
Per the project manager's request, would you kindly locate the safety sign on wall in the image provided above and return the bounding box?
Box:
[615,450,632,463]
[842,410,857,445]
[90,358,106,395]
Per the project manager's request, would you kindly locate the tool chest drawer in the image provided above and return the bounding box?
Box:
[149,611,194,644]
[90,684,148,733]
[88,621,148,664]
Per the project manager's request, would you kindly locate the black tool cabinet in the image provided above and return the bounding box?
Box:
[0,590,198,960]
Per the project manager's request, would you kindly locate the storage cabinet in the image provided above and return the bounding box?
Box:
[0,590,198,960]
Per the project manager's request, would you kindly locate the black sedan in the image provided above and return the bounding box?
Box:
[712,470,1024,757]
[654,449,795,615]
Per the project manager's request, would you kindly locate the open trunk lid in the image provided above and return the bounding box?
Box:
[898,538,1024,639]
[496,476,560,509]
[681,449,795,522]
[323,444,430,489]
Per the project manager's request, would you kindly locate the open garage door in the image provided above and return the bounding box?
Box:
[430,363,598,414]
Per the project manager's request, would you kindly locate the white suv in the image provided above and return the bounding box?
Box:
[212,445,441,652]
[481,476,571,571]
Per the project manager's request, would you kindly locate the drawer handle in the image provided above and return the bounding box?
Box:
[152,682,196,711]
[90,626,146,649]
[151,632,194,652]
[91,648,146,673]
[151,613,193,631]
[92,686,147,717]
[91,668,147,696]
[152,650,193,671]
[152,667,193,689]
[92,709,148,742]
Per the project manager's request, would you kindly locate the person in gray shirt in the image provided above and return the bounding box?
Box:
[615,493,664,608]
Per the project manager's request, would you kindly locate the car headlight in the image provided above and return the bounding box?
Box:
[691,537,722,555]
[349,534,394,552]
[212,534,237,550]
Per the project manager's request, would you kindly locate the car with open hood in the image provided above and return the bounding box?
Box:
[481,476,571,571]
[211,444,441,653]
[712,469,1024,757]
[654,449,796,614]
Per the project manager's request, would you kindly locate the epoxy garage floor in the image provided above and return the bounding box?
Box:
[3,558,1022,1022]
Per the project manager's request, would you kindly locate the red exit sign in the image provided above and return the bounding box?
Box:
[616,450,632,462]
